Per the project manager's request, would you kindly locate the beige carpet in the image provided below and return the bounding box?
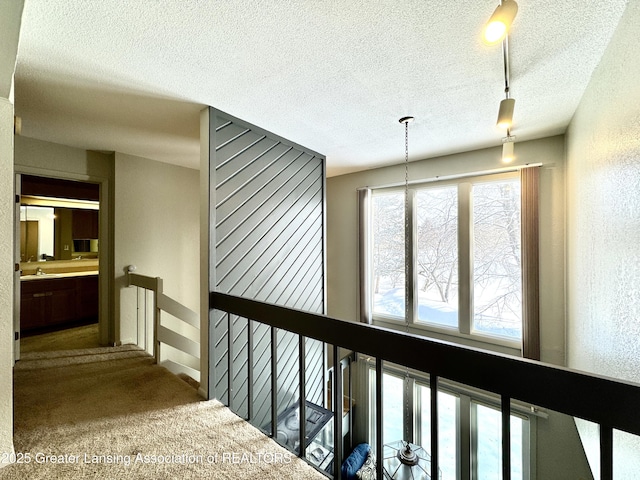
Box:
[20,323,100,354]
[1,345,326,479]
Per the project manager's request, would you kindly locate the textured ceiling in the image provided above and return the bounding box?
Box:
[15,0,629,176]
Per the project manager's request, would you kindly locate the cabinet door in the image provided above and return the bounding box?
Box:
[20,292,48,330]
[21,277,80,330]
[77,275,99,320]
[50,287,77,326]
[72,209,99,239]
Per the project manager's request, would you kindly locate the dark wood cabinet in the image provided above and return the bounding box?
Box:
[20,275,99,332]
[78,275,99,320]
[72,209,99,239]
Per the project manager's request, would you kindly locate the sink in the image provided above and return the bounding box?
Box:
[21,273,62,280]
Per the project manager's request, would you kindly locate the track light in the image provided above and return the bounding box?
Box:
[497,98,515,129]
[502,134,516,163]
[484,0,518,45]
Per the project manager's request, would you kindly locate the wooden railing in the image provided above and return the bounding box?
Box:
[127,270,200,380]
[211,291,640,480]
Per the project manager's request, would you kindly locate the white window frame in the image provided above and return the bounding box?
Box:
[366,363,536,480]
[365,172,523,352]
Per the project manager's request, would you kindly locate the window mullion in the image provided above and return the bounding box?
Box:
[458,183,472,335]
[459,394,471,480]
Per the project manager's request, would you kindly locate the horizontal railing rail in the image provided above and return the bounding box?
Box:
[128,270,200,380]
[211,291,640,480]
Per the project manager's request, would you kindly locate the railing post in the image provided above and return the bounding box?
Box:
[228,313,233,410]
[248,320,254,422]
[271,326,278,439]
[600,425,613,480]
[135,286,141,348]
[502,394,511,480]
[375,358,383,480]
[153,277,163,363]
[299,335,307,459]
[431,375,439,480]
[333,345,343,480]
[144,287,149,353]
[346,356,353,452]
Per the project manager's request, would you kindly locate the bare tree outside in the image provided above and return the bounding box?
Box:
[372,192,405,317]
[473,179,522,338]
[416,186,459,327]
[370,177,522,340]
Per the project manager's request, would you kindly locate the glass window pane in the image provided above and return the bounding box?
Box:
[383,373,404,445]
[418,385,458,480]
[475,403,524,480]
[472,179,522,339]
[511,415,523,480]
[372,192,405,318]
[415,186,459,328]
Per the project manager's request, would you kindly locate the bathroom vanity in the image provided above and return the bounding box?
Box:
[20,262,99,333]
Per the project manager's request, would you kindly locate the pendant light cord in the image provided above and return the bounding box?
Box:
[404,120,410,331]
[404,120,411,444]
[399,116,414,445]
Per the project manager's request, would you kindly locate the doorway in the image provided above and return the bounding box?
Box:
[16,174,102,355]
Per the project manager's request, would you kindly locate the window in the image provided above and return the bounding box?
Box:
[415,185,459,328]
[372,191,405,318]
[368,173,522,346]
[471,180,522,339]
[369,369,532,480]
[474,403,525,480]
[416,384,458,480]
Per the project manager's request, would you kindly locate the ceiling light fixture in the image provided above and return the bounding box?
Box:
[496,16,515,130]
[502,133,516,163]
[489,0,518,161]
[483,0,519,45]
[497,98,515,129]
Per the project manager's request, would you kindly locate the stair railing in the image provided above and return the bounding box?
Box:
[127,267,200,381]
[211,291,640,480]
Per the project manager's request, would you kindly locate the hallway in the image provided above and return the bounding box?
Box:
[2,342,325,479]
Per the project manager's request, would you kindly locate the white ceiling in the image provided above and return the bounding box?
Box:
[15,0,629,177]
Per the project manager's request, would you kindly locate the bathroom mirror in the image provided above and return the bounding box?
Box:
[20,200,99,262]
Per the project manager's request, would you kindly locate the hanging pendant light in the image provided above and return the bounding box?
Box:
[383,440,437,480]
[381,118,441,480]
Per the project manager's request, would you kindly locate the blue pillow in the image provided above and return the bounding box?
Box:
[342,443,371,480]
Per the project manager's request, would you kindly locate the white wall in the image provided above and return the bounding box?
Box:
[327,136,566,364]
[14,136,114,346]
[0,0,24,465]
[0,0,23,100]
[565,0,640,476]
[114,153,200,378]
[0,97,16,467]
[14,135,112,179]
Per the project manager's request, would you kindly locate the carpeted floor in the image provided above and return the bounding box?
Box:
[20,323,100,354]
[1,344,326,479]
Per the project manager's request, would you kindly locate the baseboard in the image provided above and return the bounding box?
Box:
[198,386,208,399]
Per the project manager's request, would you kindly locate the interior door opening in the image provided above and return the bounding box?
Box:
[16,174,101,355]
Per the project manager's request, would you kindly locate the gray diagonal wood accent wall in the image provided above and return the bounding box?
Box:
[209,108,326,430]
